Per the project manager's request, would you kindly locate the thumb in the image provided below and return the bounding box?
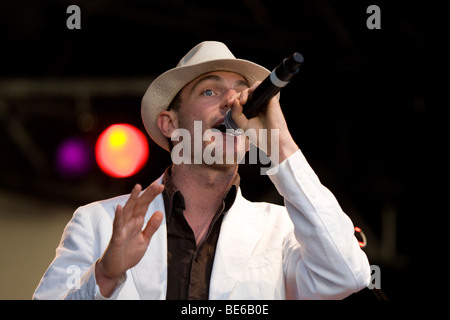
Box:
[142,211,163,241]
[229,97,249,131]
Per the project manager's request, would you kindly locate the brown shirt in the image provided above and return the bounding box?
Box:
[162,166,240,300]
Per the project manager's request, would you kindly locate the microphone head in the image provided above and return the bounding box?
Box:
[224,109,240,131]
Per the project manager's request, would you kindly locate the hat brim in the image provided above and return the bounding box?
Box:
[141,58,270,151]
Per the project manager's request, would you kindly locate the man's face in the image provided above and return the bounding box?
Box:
[174,71,250,166]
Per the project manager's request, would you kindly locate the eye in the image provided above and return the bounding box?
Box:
[202,89,215,97]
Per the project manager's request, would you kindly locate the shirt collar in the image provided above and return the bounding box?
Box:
[162,166,240,223]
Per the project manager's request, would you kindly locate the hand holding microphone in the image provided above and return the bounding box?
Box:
[224,52,304,131]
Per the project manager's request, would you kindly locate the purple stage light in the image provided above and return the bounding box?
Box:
[55,136,93,179]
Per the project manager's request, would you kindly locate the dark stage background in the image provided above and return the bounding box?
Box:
[0,0,442,300]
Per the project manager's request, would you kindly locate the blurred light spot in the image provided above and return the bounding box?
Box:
[55,136,92,179]
[95,124,149,178]
[354,226,367,248]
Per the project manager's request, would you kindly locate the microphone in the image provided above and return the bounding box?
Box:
[224,52,304,131]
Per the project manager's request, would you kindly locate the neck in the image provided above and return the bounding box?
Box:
[170,163,238,211]
[170,163,238,245]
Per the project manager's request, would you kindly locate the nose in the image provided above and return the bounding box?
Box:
[221,89,238,110]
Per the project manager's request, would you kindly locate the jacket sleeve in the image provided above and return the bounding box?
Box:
[267,149,371,299]
[32,205,126,300]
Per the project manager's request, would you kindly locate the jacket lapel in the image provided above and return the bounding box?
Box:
[209,190,266,299]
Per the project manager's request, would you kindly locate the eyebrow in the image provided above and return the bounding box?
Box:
[189,74,250,95]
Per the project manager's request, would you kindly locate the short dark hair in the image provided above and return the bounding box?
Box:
[166,90,182,151]
[167,90,182,112]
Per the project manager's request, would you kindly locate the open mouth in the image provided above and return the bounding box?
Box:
[212,119,227,134]
[212,120,243,136]
[215,123,227,133]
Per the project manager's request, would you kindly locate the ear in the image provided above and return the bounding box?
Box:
[157,110,178,139]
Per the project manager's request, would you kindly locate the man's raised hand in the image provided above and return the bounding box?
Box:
[95,180,164,297]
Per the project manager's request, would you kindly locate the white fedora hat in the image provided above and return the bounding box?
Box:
[141,41,270,151]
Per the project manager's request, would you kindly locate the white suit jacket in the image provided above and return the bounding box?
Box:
[33,150,370,300]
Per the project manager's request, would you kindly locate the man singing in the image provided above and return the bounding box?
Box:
[34,41,370,300]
